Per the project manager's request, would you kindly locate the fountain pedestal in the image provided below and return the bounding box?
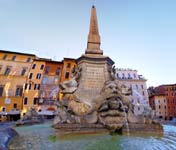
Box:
[75,54,114,105]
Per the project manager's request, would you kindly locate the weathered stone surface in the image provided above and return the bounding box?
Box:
[122,123,163,135]
[16,107,43,126]
[98,103,109,112]
[0,128,18,149]
[84,111,98,124]
[53,123,108,133]
[68,100,91,116]
[100,110,126,118]
[127,110,142,124]
[60,74,79,94]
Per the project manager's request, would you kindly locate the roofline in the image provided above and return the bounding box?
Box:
[0,50,36,57]
[63,57,76,61]
[149,94,166,98]
[158,84,176,87]
[34,58,62,63]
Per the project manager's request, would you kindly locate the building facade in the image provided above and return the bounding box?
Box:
[149,93,167,120]
[60,58,76,83]
[38,60,63,112]
[148,86,167,120]
[164,84,176,120]
[149,84,176,120]
[115,68,149,115]
[0,50,76,118]
[22,59,46,115]
[0,50,35,119]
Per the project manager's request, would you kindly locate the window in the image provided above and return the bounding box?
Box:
[45,66,50,74]
[33,98,38,105]
[24,84,28,90]
[141,85,144,89]
[42,76,47,84]
[36,73,41,79]
[137,99,140,103]
[4,67,11,75]
[67,63,71,68]
[21,68,27,76]
[24,84,31,90]
[2,107,6,112]
[34,84,40,90]
[133,73,136,78]
[0,86,3,96]
[0,66,2,72]
[122,73,125,79]
[13,103,17,108]
[11,55,16,61]
[15,86,23,96]
[142,91,145,96]
[40,91,45,98]
[56,67,60,75]
[128,73,131,79]
[32,64,36,69]
[54,78,59,85]
[2,54,7,60]
[26,57,31,62]
[40,64,44,70]
[159,105,161,109]
[29,73,33,79]
[136,84,138,89]
[24,97,28,105]
[65,72,69,79]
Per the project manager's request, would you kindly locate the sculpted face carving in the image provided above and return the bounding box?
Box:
[54,63,160,132]
[100,81,131,101]
[101,81,122,100]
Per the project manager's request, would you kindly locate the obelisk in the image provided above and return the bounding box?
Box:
[75,5,114,104]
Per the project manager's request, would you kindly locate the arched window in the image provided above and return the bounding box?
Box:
[2,107,6,112]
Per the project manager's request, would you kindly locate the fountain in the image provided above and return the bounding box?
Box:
[53,5,163,135]
[4,5,176,150]
[53,66,162,134]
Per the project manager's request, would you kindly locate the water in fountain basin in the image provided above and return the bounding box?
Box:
[8,121,176,150]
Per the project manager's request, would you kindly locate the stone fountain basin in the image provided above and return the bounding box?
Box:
[9,122,176,150]
[0,127,18,149]
[53,123,163,135]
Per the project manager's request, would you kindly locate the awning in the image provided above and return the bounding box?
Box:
[38,110,54,116]
[8,110,20,115]
[47,107,55,111]
[0,112,8,115]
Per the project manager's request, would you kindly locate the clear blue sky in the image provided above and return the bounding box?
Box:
[0,0,176,87]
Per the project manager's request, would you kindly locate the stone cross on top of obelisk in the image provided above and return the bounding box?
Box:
[85,4,103,55]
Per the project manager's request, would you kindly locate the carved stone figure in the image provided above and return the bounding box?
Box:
[54,65,160,132]
[16,107,43,126]
[59,67,82,94]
